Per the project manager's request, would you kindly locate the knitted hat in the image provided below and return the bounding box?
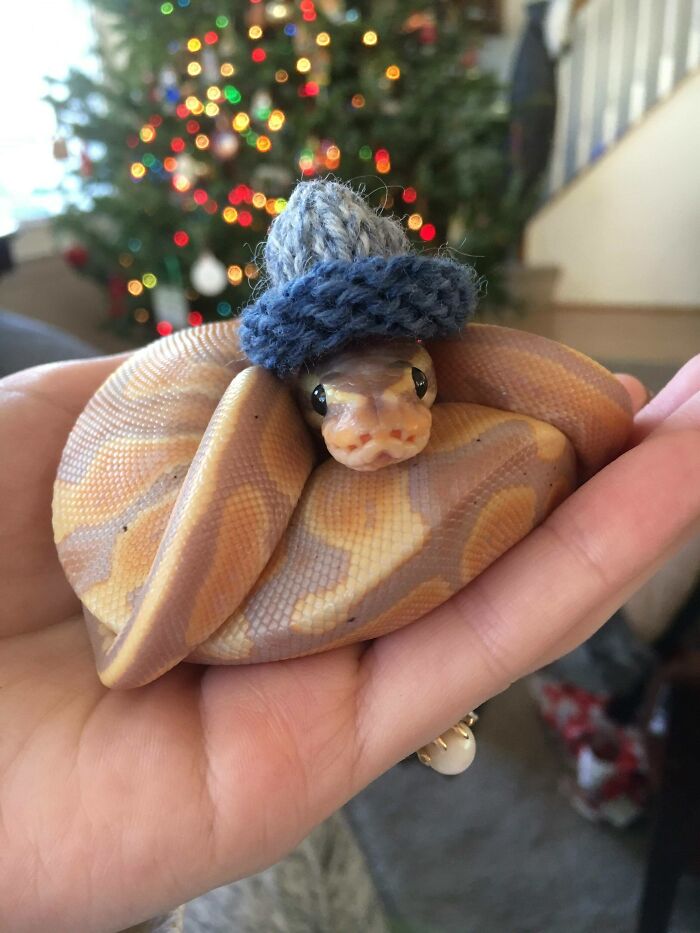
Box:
[239,180,477,374]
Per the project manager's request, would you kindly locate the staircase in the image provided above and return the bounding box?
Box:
[522,0,700,366]
[548,0,700,194]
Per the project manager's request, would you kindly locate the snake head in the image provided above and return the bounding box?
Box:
[296,340,437,472]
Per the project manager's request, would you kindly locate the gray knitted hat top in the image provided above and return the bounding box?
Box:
[238,180,477,374]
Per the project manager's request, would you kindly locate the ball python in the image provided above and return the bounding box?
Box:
[52,320,632,690]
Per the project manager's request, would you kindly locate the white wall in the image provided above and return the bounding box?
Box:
[502,0,526,36]
[525,69,700,307]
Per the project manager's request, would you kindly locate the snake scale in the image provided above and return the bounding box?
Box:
[53,320,632,689]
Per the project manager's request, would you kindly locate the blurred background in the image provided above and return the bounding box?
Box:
[1,1,699,931]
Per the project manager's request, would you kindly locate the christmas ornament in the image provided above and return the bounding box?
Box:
[190,251,228,295]
[53,137,69,160]
[80,148,93,178]
[64,245,89,269]
[201,48,220,82]
[251,163,295,193]
[152,283,190,330]
[265,1,291,22]
[316,0,343,22]
[212,131,240,160]
[175,153,204,181]
[107,275,128,318]
[251,90,273,119]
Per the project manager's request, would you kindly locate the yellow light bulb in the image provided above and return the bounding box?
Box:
[227,264,243,284]
[362,30,378,46]
[296,57,311,73]
[248,25,263,39]
[232,112,250,132]
[206,86,221,101]
[204,102,219,117]
[142,273,158,288]
[130,162,146,179]
[127,279,144,296]
[407,213,423,230]
[316,31,331,46]
[195,134,210,149]
[220,63,235,77]
[326,144,340,161]
[187,38,202,52]
[222,207,238,223]
[385,64,401,80]
[267,109,285,131]
[252,192,267,208]
[187,62,202,76]
[256,135,271,152]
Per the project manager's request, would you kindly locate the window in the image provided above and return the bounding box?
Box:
[0,0,96,225]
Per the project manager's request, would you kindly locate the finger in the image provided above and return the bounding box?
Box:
[614,373,649,415]
[0,355,127,637]
[630,353,700,444]
[356,389,700,778]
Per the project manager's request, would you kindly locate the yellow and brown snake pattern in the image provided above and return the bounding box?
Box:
[52,322,633,689]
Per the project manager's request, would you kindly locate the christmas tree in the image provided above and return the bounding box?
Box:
[49,0,526,338]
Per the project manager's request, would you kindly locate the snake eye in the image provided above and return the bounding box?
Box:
[311,384,327,416]
[412,367,428,399]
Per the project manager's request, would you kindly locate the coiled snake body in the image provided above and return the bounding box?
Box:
[53,321,632,689]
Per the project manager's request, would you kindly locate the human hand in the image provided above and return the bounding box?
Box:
[0,353,698,933]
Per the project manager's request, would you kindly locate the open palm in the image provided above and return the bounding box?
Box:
[1,353,698,933]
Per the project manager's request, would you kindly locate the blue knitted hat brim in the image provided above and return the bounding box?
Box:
[239,254,477,375]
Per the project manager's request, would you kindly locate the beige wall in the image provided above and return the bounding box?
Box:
[502,0,526,36]
[525,69,700,307]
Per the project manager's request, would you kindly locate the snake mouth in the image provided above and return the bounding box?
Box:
[324,431,430,472]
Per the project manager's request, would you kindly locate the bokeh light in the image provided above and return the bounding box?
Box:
[227,264,243,285]
[232,112,250,132]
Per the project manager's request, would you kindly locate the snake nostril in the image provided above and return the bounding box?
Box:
[359,433,372,445]
[390,429,403,440]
